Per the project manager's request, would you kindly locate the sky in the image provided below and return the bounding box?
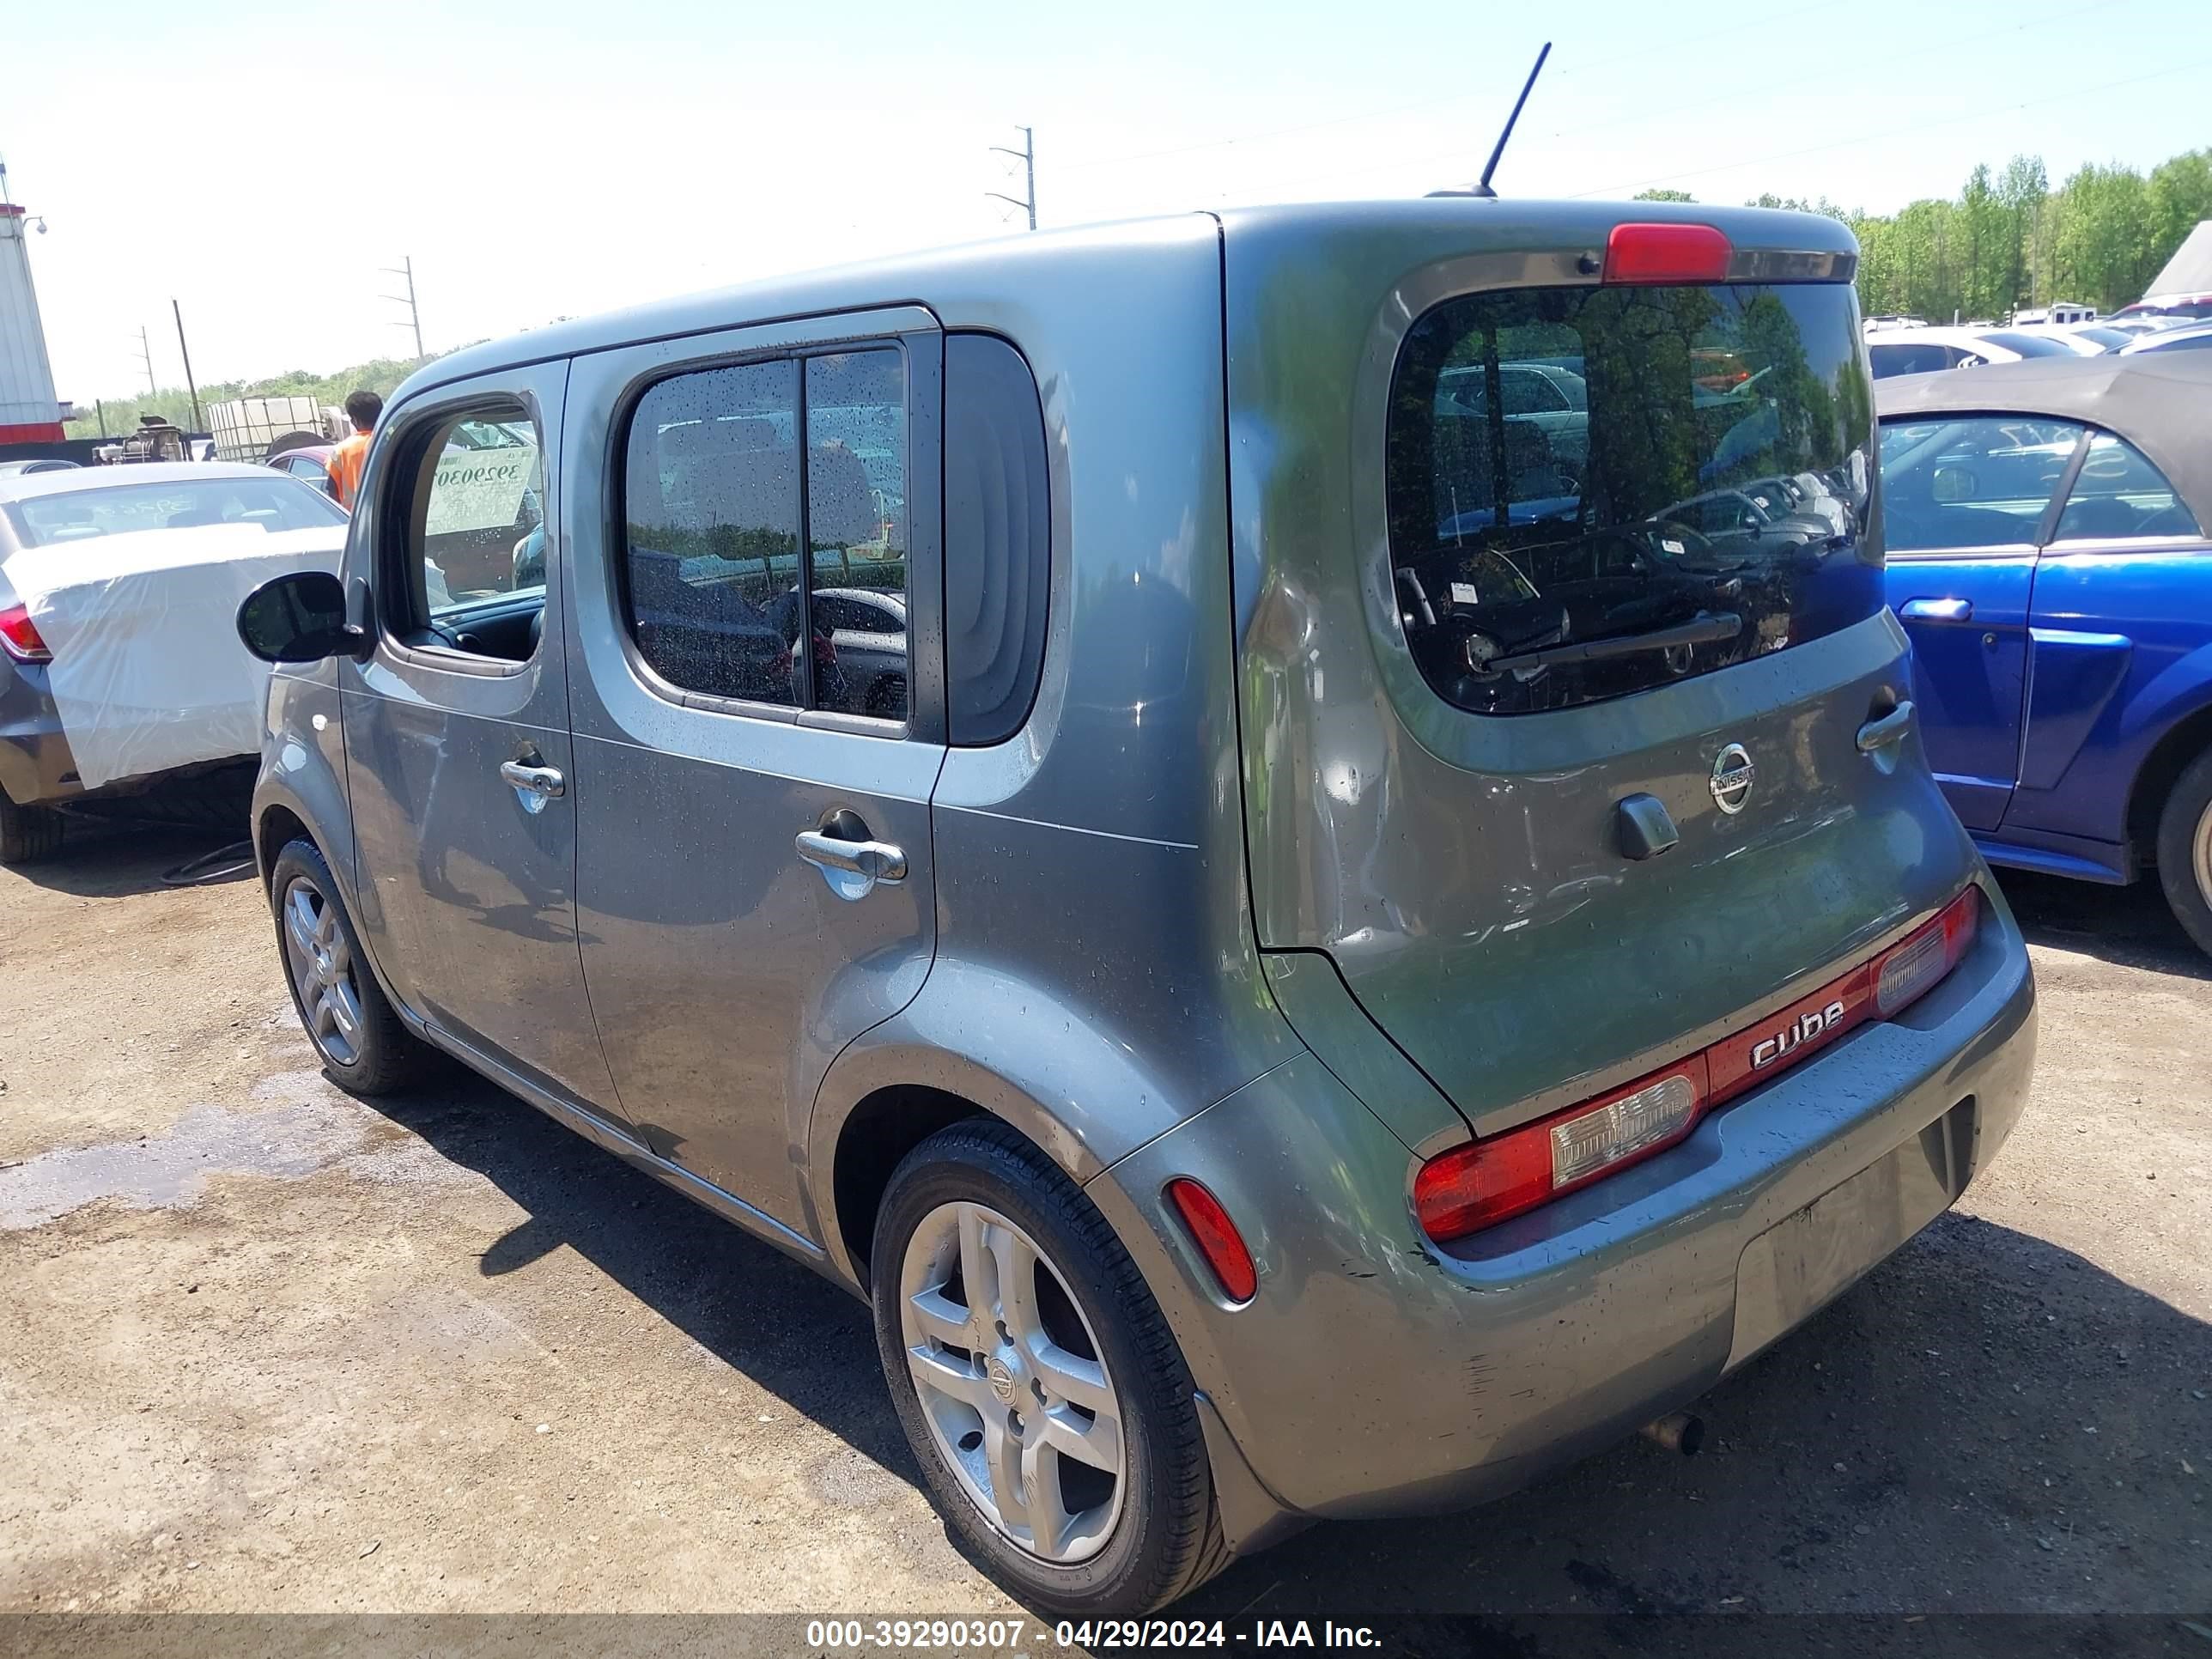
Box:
[7,0,2209,408]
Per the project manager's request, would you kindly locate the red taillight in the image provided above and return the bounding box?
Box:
[1876,885,1980,1018]
[1415,1058,1709,1241]
[1415,886,1985,1243]
[1164,1178,1257,1303]
[0,604,52,664]
[1602,222,1732,286]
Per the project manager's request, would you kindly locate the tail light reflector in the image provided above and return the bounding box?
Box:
[1164,1178,1257,1303]
[1417,886,1985,1243]
[1602,222,1732,285]
[1876,884,1980,1017]
[0,604,52,664]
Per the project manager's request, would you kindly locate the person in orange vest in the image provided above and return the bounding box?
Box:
[329,390,382,509]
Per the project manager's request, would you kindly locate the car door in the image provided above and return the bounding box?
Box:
[2014,428,2212,842]
[340,362,623,1116]
[1879,412,2087,830]
[562,312,944,1238]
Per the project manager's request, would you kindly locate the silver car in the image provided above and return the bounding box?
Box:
[237,202,2038,1615]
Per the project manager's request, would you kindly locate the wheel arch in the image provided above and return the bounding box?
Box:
[2125,697,2212,865]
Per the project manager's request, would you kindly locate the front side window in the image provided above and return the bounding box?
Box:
[1385,282,1879,716]
[620,347,909,719]
[403,406,546,634]
[1870,341,1956,378]
[1879,416,2085,553]
[2052,432,2201,542]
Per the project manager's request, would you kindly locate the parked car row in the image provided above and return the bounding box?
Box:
[1867,313,2209,378]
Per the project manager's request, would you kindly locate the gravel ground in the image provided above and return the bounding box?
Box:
[0,824,2206,1625]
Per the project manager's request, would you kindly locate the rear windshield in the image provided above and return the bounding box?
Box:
[3,477,346,549]
[1386,283,1880,716]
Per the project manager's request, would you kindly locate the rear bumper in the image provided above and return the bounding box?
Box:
[0,678,80,807]
[1086,877,2037,1540]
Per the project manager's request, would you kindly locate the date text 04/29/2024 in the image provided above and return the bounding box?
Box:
[803,1620,1383,1650]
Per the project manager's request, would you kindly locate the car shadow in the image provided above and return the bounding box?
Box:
[356,1073,2209,1618]
[1996,867,2210,982]
[9,820,257,899]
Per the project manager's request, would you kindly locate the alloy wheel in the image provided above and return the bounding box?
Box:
[2196,799,2212,912]
[281,875,364,1068]
[897,1200,1126,1563]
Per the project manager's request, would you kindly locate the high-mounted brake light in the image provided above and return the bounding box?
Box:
[0,604,52,664]
[1602,222,1732,286]
[1165,1177,1257,1303]
[1416,886,1985,1243]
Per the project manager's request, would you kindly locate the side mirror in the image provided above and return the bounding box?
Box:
[237,570,365,664]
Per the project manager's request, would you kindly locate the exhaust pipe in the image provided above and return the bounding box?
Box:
[1640,1412,1705,1455]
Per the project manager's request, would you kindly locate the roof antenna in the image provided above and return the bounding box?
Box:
[1429,42,1552,199]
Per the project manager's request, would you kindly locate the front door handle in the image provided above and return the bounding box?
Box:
[1899,597,1973,623]
[498,759,567,814]
[795,828,908,900]
[1856,699,1916,754]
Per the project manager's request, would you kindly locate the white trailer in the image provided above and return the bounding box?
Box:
[204,397,339,464]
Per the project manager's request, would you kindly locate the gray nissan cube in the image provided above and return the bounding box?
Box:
[237,201,2038,1616]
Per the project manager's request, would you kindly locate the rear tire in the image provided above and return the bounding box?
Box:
[0,794,65,866]
[269,838,434,1094]
[2155,748,2212,958]
[870,1119,1228,1617]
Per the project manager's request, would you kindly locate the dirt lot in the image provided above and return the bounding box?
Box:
[1,824,2207,1624]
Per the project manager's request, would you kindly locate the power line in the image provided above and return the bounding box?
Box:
[1053,1,1833,179]
[382,255,425,358]
[172,299,203,431]
[131,326,155,397]
[1571,53,2212,201]
[988,126,1037,229]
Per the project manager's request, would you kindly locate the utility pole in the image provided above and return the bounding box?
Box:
[988,126,1036,230]
[172,299,204,431]
[131,326,156,398]
[382,254,425,358]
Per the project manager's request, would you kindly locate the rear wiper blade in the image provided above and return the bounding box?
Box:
[1486,611,1742,675]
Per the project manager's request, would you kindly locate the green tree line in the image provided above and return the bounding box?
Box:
[1646,146,2212,322]
[63,356,432,441]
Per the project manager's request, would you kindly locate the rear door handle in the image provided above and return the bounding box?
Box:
[1856,700,1916,753]
[795,829,908,900]
[498,759,566,813]
[1899,598,1972,622]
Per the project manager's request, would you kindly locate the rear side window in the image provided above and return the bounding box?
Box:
[1879,416,2084,552]
[619,349,910,719]
[1385,283,1880,717]
[944,333,1049,746]
[2052,433,2201,542]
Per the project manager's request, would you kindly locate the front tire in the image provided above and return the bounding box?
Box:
[270,838,434,1094]
[2155,747,2212,958]
[871,1120,1227,1616]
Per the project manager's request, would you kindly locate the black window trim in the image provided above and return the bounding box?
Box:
[373,388,550,680]
[605,330,939,741]
[2044,425,2205,548]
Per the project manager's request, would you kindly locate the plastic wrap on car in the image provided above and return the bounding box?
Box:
[0,526,345,789]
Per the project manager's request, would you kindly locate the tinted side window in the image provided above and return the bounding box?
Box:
[622,359,803,707]
[1878,416,2084,552]
[807,350,909,720]
[1869,341,1957,378]
[399,404,545,641]
[2052,432,2203,541]
[944,332,1049,746]
[619,349,912,719]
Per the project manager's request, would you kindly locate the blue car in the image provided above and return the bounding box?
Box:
[1878,354,2212,954]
